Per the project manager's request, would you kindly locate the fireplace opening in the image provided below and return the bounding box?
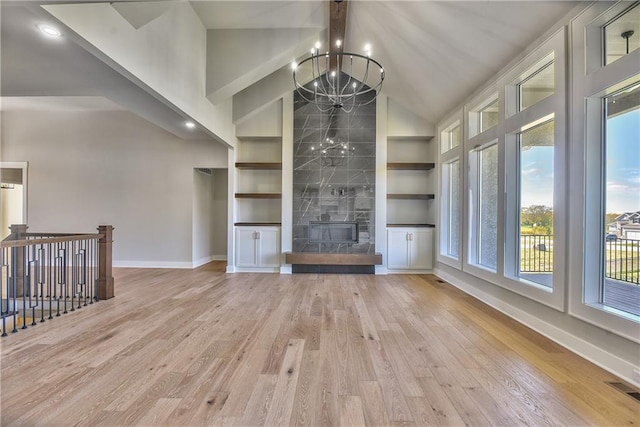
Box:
[309,221,359,244]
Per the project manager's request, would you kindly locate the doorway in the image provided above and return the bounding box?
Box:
[192,168,228,268]
[1,162,28,240]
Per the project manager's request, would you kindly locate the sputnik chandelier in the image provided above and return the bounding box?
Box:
[291,39,384,113]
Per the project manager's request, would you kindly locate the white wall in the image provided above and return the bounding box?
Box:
[192,169,216,267]
[387,98,435,138]
[236,100,282,139]
[212,169,228,258]
[0,110,228,267]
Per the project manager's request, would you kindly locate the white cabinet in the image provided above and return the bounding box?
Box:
[235,227,281,269]
[387,228,433,270]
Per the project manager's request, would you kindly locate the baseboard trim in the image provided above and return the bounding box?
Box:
[280,265,292,274]
[434,267,640,389]
[234,267,280,273]
[375,266,388,275]
[113,260,192,269]
[387,269,434,274]
[192,255,215,268]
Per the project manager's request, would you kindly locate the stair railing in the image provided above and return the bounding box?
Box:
[0,224,114,336]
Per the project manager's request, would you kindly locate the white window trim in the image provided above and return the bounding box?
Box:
[569,2,640,343]
[438,112,463,269]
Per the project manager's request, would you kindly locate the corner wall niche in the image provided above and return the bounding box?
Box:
[292,75,376,254]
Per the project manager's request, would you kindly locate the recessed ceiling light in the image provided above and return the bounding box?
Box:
[184,121,196,129]
[38,24,61,38]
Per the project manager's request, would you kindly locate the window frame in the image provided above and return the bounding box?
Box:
[438,113,463,269]
[458,29,567,310]
[569,1,640,342]
[501,29,566,310]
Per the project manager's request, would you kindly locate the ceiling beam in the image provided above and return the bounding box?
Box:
[329,0,347,72]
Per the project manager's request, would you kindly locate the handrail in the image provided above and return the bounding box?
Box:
[26,232,93,237]
[1,224,115,337]
[1,234,103,248]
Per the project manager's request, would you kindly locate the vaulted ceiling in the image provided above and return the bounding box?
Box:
[1,0,583,146]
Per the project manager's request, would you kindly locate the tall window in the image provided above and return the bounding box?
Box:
[469,143,498,270]
[603,83,640,316]
[442,159,460,259]
[518,120,555,287]
[572,2,639,340]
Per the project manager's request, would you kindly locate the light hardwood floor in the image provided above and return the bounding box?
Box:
[1,262,638,426]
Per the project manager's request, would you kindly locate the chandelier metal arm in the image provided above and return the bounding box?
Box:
[293,51,384,112]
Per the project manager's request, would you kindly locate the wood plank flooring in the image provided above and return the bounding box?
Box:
[1,262,638,426]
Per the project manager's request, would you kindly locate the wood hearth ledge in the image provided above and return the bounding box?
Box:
[285,252,382,265]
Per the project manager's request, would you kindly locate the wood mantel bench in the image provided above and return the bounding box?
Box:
[284,252,383,266]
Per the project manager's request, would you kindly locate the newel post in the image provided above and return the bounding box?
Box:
[9,224,28,298]
[97,225,114,300]
[9,224,28,239]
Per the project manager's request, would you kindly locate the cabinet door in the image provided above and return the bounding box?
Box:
[236,228,257,267]
[409,228,434,270]
[256,227,280,267]
[387,229,410,269]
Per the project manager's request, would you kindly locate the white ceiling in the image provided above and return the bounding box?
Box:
[191,1,326,29]
[1,0,586,139]
[0,3,214,140]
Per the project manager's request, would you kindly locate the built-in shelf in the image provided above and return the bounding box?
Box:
[387,162,435,170]
[387,194,435,200]
[235,162,282,170]
[235,193,282,199]
[387,223,435,228]
[234,222,282,226]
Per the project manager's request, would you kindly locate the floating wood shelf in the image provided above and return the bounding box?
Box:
[387,194,435,200]
[234,222,282,227]
[235,193,282,199]
[235,162,282,170]
[285,252,382,266]
[387,162,435,170]
[387,223,436,228]
[387,136,434,142]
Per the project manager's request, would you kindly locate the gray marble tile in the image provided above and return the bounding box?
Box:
[293,78,377,253]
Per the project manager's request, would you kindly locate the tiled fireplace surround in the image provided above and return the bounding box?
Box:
[292,86,376,256]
